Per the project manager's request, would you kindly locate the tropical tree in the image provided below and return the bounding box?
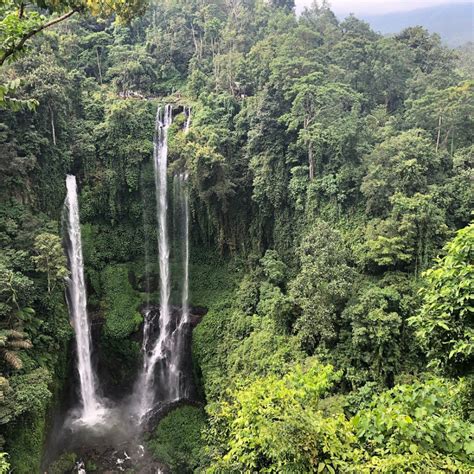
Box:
[0,0,148,109]
[409,222,474,375]
[285,79,360,180]
[289,220,357,353]
[0,0,148,67]
[206,359,356,473]
[361,129,442,216]
[32,233,68,294]
[0,330,32,371]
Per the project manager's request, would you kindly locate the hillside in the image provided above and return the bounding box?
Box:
[0,1,473,472]
[359,2,474,46]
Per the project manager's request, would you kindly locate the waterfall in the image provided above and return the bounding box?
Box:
[180,172,190,324]
[155,104,173,356]
[182,107,191,323]
[133,105,194,421]
[64,175,102,423]
[184,106,191,133]
[134,105,174,420]
[172,171,191,400]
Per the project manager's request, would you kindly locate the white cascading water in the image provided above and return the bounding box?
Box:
[135,105,174,420]
[184,106,191,133]
[133,105,194,421]
[180,107,191,323]
[140,310,152,363]
[64,175,103,423]
[180,171,190,324]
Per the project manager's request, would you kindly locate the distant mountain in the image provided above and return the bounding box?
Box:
[357,3,474,47]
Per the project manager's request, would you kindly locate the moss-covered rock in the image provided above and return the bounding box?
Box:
[4,410,47,473]
[98,263,143,389]
[48,452,77,474]
[147,405,206,473]
[101,264,142,339]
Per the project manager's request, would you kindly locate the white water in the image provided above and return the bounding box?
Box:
[184,106,191,133]
[65,175,103,423]
[182,107,191,323]
[132,105,194,421]
[135,105,174,420]
[181,172,190,324]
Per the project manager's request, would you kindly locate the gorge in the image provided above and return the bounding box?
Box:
[48,105,199,470]
[0,1,472,473]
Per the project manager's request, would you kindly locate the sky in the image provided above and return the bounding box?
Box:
[294,0,473,15]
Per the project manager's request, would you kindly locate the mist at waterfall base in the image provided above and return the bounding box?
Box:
[47,106,197,470]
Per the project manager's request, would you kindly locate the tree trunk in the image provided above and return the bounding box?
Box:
[304,116,314,181]
[50,108,56,146]
[96,47,103,84]
[308,145,315,181]
[190,23,202,61]
[435,115,442,152]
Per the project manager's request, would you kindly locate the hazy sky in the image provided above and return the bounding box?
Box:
[295,0,472,15]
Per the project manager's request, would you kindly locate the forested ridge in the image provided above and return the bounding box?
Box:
[0,0,473,472]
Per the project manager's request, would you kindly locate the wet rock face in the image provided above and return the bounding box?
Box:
[138,304,207,335]
[138,304,205,403]
[189,306,207,327]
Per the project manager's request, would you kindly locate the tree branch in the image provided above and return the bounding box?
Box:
[0,9,78,67]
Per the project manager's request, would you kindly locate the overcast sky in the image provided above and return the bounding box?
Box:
[295,0,472,15]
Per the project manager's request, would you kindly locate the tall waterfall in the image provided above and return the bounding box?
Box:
[132,105,195,422]
[134,105,174,420]
[180,172,190,324]
[155,104,173,363]
[182,107,191,323]
[64,175,102,423]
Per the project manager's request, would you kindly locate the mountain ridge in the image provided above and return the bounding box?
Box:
[340,2,474,46]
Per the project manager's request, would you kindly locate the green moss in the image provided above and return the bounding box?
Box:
[189,255,236,308]
[100,337,141,386]
[85,459,98,471]
[98,264,143,386]
[101,264,142,339]
[147,405,206,473]
[48,452,77,474]
[190,255,238,398]
[5,410,46,473]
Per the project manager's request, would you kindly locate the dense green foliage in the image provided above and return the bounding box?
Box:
[410,223,474,376]
[0,0,472,471]
[205,364,473,472]
[148,405,207,473]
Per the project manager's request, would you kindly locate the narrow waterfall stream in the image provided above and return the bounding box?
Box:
[64,175,104,424]
[182,107,191,323]
[181,172,190,324]
[184,105,191,133]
